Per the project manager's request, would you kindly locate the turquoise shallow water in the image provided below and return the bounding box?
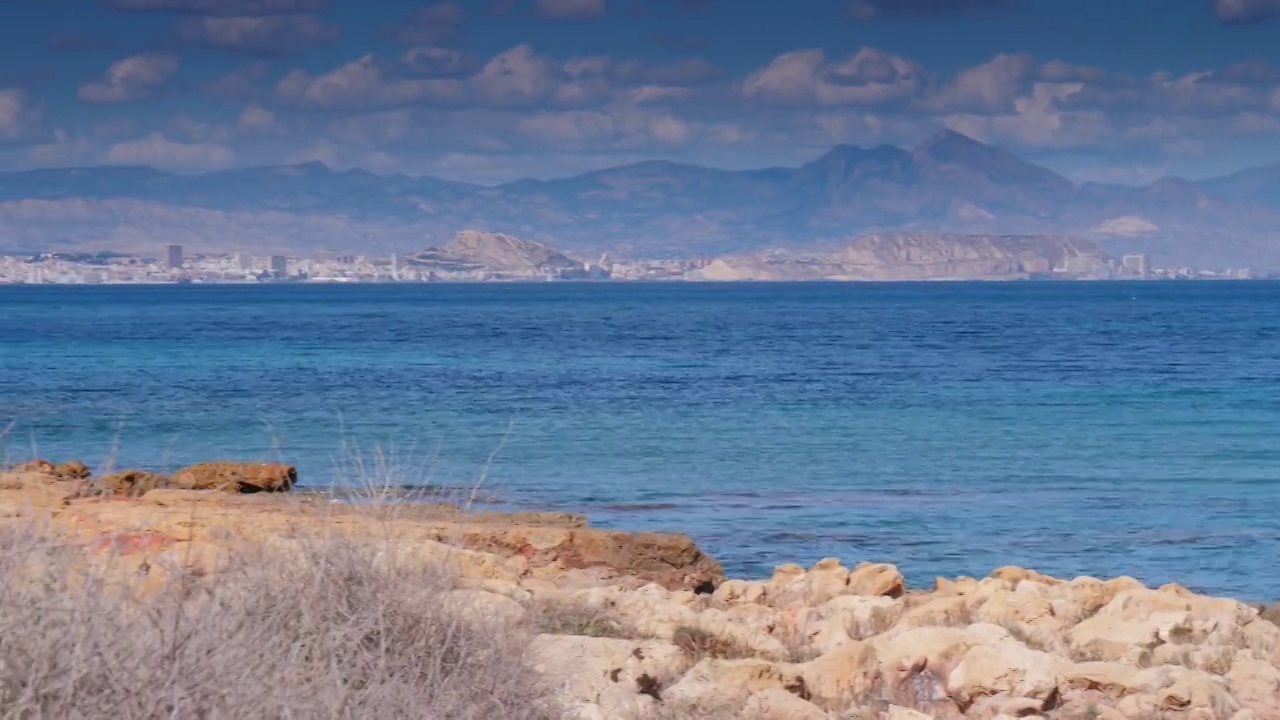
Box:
[2,282,1279,598]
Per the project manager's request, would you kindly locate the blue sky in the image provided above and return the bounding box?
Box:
[1,0,1279,183]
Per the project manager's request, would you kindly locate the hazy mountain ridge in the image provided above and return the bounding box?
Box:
[2,130,1279,269]
[696,233,1106,281]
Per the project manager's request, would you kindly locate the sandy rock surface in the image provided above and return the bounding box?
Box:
[3,461,1279,719]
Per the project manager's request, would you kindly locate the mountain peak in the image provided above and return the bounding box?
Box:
[911,128,1002,162]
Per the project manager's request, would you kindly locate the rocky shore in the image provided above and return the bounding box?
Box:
[2,460,1278,719]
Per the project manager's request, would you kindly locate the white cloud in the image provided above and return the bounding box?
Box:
[78,54,179,104]
[176,14,339,53]
[276,55,464,108]
[238,105,282,136]
[941,81,1110,148]
[0,88,43,142]
[472,45,557,106]
[534,0,606,19]
[742,48,921,107]
[923,53,1032,114]
[1214,0,1280,22]
[106,133,235,170]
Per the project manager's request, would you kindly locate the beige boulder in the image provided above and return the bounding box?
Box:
[100,470,171,497]
[662,658,805,709]
[528,635,689,717]
[439,589,529,629]
[713,578,767,605]
[947,639,1062,706]
[886,706,934,720]
[170,462,296,493]
[740,688,826,720]
[849,561,907,597]
[1227,655,1280,718]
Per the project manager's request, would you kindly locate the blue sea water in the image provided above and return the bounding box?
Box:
[2,282,1279,599]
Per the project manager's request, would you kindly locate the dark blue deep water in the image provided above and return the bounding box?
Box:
[3,282,1279,598]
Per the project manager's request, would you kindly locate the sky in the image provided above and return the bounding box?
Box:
[0,0,1279,184]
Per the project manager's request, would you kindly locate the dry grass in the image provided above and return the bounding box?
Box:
[671,625,757,662]
[529,598,629,639]
[0,519,562,719]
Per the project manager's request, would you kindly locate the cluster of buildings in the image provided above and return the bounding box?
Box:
[0,245,1261,285]
[0,246,401,285]
[1059,252,1254,281]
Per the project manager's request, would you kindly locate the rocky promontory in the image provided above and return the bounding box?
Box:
[2,460,1277,719]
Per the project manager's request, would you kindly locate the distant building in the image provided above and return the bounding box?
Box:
[1121,253,1149,279]
[166,244,184,269]
[270,255,288,277]
[234,253,252,270]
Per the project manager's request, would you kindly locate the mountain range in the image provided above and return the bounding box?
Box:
[1,129,1279,270]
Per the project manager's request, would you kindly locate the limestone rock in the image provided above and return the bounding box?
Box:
[170,462,296,493]
[849,561,907,597]
[801,640,880,704]
[1227,656,1280,717]
[886,707,934,720]
[662,658,805,709]
[741,688,826,720]
[527,635,689,718]
[6,459,90,480]
[100,470,171,497]
[947,639,1062,706]
[989,566,1062,586]
[439,589,529,629]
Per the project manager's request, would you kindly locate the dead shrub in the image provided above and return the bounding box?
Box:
[0,521,561,719]
[671,625,756,662]
[528,598,629,638]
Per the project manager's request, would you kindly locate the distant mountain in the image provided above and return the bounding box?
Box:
[1,131,1278,269]
[1198,162,1280,207]
[406,230,589,280]
[696,233,1107,281]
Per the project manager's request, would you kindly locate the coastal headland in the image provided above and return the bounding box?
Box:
[2,460,1278,718]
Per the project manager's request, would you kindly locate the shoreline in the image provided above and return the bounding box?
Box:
[4,459,1280,718]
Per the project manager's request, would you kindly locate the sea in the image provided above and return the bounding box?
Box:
[2,281,1278,599]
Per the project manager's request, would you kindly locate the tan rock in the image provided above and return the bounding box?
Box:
[989,566,1062,586]
[662,658,805,709]
[1156,670,1239,713]
[689,607,789,661]
[800,639,880,704]
[713,578,767,605]
[100,470,170,497]
[528,635,689,716]
[896,594,974,630]
[849,561,906,597]
[439,589,529,629]
[799,594,900,655]
[1115,693,1159,718]
[741,688,826,720]
[1057,661,1149,697]
[4,459,86,479]
[947,639,1062,705]
[170,462,296,493]
[1227,655,1280,718]
[886,706,934,720]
